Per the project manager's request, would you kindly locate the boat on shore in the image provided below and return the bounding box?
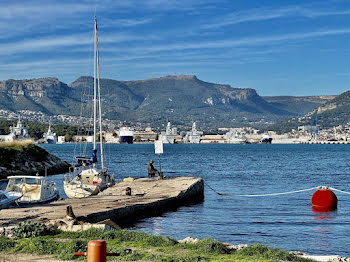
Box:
[6,175,58,205]
[64,17,115,198]
[0,190,22,209]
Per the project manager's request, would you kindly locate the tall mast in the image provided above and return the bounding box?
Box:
[96,18,105,170]
[93,16,97,165]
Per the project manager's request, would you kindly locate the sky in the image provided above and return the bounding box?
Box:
[2,0,350,96]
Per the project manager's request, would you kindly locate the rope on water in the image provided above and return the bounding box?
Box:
[329,187,350,195]
[222,187,320,197]
[199,172,350,197]
[203,180,320,197]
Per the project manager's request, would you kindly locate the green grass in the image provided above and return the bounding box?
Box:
[1,228,314,261]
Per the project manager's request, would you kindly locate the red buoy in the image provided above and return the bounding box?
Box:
[311,186,337,212]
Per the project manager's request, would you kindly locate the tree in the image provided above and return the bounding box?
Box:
[134,135,142,142]
[64,133,73,142]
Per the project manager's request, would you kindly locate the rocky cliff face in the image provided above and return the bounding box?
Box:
[0,77,80,115]
[0,78,71,99]
[0,144,70,179]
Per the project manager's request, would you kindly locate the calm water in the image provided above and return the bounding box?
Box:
[39,144,350,256]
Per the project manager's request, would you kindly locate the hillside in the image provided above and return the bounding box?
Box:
[0,78,81,115]
[70,75,299,128]
[265,91,350,133]
[263,96,335,115]
[0,75,333,128]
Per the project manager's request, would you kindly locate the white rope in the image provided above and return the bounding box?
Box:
[220,187,321,197]
[203,180,321,197]
[329,187,350,195]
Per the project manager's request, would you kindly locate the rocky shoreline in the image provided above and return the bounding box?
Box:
[179,237,350,262]
[0,143,70,179]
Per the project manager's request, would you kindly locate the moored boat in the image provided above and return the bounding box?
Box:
[43,123,57,144]
[119,125,134,144]
[6,175,58,205]
[260,134,273,144]
[64,17,115,198]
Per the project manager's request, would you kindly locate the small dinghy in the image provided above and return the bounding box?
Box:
[6,175,59,205]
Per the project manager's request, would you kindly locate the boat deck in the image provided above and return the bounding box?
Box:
[0,176,204,227]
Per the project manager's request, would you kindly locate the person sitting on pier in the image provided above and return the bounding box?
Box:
[147,160,159,178]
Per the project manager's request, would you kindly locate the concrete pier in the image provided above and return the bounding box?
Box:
[0,177,204,227]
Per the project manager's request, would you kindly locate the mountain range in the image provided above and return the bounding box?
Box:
[0,75,336,129]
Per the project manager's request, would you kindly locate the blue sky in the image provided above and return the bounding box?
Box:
[2,0,350,96]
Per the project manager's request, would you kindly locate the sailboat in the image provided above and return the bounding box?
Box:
[64,17,115,199]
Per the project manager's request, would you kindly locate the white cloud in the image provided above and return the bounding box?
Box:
[123,28,350,54]
[100,18,153,28]
[0,32,153,55]
[201,5,350,29]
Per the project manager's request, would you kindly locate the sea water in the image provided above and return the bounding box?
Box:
[39,144,350,256]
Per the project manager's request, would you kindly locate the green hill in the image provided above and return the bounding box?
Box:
[265,91,350,133]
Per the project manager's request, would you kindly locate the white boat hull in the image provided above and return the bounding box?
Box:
[17,189,59,204]
[64,181,100,198]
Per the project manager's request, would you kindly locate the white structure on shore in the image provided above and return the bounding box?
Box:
[159,122,176,144]
[183,122,203,144]
[57,136,65,144]
[0,117,30,142]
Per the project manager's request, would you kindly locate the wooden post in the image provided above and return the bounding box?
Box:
[158,154,163,179]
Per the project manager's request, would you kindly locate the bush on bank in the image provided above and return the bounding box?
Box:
[1,225,313,262]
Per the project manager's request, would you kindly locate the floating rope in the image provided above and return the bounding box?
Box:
[203,179,319,197]
[204,180,350,197]
[221,187,320,197]
[329,187,350,195]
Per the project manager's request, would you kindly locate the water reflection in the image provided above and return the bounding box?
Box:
[312,209,337,220]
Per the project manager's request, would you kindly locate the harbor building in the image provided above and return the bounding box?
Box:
[134,127,158,142]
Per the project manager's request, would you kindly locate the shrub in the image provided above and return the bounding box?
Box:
[193,238,231,254]
[12,221,57,238]
[0,236,15,251]
[237,244,308,261]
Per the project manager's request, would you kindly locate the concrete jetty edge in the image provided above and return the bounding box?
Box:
[80,178,205,226]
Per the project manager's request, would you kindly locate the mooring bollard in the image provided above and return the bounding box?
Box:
[74,240,120,262]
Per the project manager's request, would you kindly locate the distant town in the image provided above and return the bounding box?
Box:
[0,109,349,145]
